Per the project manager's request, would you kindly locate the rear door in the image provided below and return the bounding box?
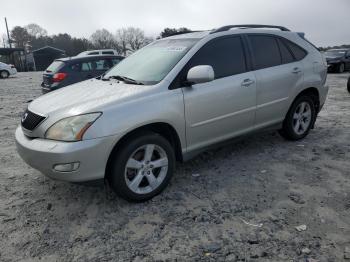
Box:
[181,35,257,151]
[67,60,95,85]
[246,34,305,128]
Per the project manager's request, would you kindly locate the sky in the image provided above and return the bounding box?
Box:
[1,0,349,47]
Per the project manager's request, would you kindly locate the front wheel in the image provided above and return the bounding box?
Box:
[0,70,9,79]
[108,132,175,202]
[279,96,316,140]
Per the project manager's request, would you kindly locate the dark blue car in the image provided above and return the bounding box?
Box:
[41,55,124,93]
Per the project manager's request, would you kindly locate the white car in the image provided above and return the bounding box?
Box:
[16,24,328,201]
[0,62,17,78]
[76,49,119,57]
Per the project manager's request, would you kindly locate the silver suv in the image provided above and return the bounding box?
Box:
[16,25,328,201]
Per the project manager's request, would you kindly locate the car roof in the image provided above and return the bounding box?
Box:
[327,48,349,51]
[164,24,294,40]
[56,55,124,63]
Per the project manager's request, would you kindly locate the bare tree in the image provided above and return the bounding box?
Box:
[25,23,48,38]
[115,27,152,56]
[115,28,129,56]
[90,29,116,50]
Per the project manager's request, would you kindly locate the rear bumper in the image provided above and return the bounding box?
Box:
[41,86,52,94]
[319,84,329,111]
[15,126,120,182]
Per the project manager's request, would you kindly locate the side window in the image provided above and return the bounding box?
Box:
[102,51,114,55]
[70,63,81,72]
[277,38,295,64]
[248,35,281,70]
[95,59,111,70]
[283,39,307,60]
[88,52,99,55]
[81,62,93,71]
[187,36,246,79]
[111,58,121,66]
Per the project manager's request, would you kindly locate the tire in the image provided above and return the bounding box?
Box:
[279,95,316,141]
[108,132,175,202]
[338,63,345,73]
[347,77,350,93]
[0,70,9,79]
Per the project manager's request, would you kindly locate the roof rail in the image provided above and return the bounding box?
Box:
[210,24,290,34]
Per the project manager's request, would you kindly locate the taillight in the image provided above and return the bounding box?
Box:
[53,73,67,82]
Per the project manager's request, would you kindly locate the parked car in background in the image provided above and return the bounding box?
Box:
[41,55,124,93]
[0,62,17,78]
[16,24,328,201]
[324,48,350,73]
[77,49,119,57]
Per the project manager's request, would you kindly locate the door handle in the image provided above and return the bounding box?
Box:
[241,79,255,87]
[292,67,302,74]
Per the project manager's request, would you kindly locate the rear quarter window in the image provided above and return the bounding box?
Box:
[277,38,295,64]
[283,39,307,60]
[46,61,65,73]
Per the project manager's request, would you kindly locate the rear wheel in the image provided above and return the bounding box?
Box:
[347,76,350,93]
[108,132,175,202]
[0,70,9,79]
[279,95,316,140]
[338,63,345,73]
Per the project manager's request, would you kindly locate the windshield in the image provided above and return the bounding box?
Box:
[325,50,347,57]
[104,38,199,85]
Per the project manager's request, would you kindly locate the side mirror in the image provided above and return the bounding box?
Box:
[186,65,214,85]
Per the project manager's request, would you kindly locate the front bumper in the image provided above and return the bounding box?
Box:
[9,68,17,75]
[15,126,120,182]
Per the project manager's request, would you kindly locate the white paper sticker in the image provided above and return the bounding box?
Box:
[165,46,187,52]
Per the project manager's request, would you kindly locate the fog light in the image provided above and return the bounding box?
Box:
[53,162,80,172]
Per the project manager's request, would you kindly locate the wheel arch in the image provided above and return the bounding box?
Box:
[292,87,320,113]
[105,122,184,178]
[0,69,10,78]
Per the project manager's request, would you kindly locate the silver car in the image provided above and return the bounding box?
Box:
[16,24,329,201]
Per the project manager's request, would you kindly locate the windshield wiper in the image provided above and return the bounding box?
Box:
[102,75,144,85]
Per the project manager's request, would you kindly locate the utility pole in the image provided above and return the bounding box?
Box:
[5,17,11,48]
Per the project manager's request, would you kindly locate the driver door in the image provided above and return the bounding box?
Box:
[181,36,256,151]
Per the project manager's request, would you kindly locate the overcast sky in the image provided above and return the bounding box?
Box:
[1,0,349,47]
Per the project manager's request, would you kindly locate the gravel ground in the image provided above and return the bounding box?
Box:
[0,72,350,262]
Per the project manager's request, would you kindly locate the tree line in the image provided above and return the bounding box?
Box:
[2,24,191,56]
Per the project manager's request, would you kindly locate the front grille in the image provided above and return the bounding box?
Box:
[21,110,46,131]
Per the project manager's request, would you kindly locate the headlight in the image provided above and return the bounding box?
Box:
[45,113,102,141]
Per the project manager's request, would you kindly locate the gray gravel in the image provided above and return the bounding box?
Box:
[0,72,350,261]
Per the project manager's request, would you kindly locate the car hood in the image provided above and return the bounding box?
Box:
[29,79,153,116]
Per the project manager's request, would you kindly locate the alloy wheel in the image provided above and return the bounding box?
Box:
[124,144,168,194]
[292,101,312,135]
